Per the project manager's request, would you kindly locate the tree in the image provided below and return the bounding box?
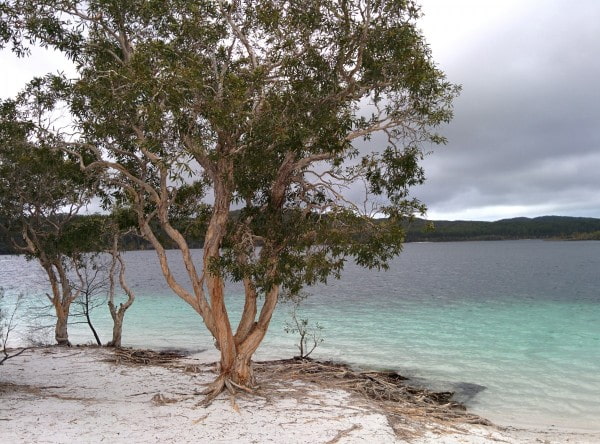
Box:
[68,232,136,348]
[7,0,458,397]
[1,288,28,365]
[0,91,101,346]
[70,253,109,346]
[284,293,325,359]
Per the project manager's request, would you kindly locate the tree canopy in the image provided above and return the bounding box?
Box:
[3,0,459,394]
[0,91,101,258]
[0,85,107,345]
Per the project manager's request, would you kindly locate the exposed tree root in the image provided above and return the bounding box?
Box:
[106,347,494,437]
[253,358,493,435]
[0,382,93,402]
[105,349,258,407]
[198,373,258,407]
[198,375,226,406]
[224,379,238,395]
[227,378,255,394]
[151,393,178,405]
[0,347,28,365]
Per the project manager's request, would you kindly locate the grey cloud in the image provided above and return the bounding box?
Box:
[410,0,600,220]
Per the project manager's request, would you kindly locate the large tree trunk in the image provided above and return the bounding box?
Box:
[43,261,75,347]
[140,151,280,400]
[232,353,254,386]
[54,305,71,346]
[202,283,279,400]
[217,319,275,388]
[199,156,240,394]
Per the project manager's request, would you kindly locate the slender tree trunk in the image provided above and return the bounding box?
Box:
[234,278,258,345]
[79,290,101,345]
[84,305,102,345]
[200,157,239,385]
[106,303,124,348]
[106,242,135,348]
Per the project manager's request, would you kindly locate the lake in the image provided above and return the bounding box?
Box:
[1,240,599,431]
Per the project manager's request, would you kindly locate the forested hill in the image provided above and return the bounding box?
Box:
[404,216,600,242]
[2,215,600,254]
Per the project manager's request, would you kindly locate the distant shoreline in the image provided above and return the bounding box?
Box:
[2,236,599,256]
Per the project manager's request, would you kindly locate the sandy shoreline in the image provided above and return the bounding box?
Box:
[1,347,599,444]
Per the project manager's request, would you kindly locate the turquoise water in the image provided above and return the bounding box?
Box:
[1,240,599,430]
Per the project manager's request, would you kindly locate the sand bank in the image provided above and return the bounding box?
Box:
[1,347,598,443]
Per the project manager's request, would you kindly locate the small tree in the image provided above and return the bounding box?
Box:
[69,234,136,348]
[70,253,109,345]
[284,306,324,359]
[1,288,27,365]
[283,290,324,359]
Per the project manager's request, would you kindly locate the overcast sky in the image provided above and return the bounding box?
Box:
[416,0,600,220]
[2,1,599,221]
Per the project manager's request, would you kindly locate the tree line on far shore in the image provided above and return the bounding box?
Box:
[404,215,600,242]
[3,214,599,256]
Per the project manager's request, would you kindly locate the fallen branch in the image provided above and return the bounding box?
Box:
[1,347,29,365]
[107,348,186,365]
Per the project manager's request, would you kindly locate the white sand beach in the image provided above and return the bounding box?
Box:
[1,347,599,444]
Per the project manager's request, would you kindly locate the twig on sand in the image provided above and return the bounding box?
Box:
[151,393,178,405]
[192,414,209,424]
[325,424,362,444]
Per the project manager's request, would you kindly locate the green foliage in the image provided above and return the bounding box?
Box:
[0,91,101,259]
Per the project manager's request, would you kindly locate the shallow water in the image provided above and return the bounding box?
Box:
[1,240,599,430]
